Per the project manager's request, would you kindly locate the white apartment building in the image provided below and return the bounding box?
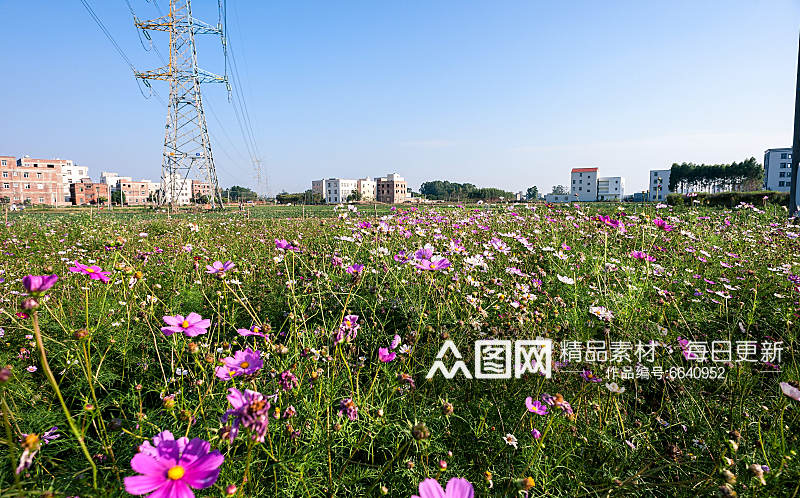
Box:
[357,178,376,201]
[597,176,625,201]
[571,167,598,201]
[764,148,792,192]
[61,160,89,203]
[649,169,671,201]
[161,173,193,205]
[324,178,358,204]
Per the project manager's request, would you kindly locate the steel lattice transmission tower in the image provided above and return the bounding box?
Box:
[134,0,227,208]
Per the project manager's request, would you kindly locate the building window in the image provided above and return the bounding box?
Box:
[24,184,30,189]
[37,183,44,189]
[0,160,5,166]
[2,172,7,178]
[780,172,786,178]
[781,153,788,159]
[39,197,44,203]
[779,181,785,186]
[36,172,42,178]
[2,183,8,189]
[23,172,29,178]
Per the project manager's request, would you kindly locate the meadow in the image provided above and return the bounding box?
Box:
[1,201,798,497]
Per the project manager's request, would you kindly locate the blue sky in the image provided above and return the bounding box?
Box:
[1,1,799,195]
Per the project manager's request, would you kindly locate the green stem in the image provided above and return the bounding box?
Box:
[32,310,98,489]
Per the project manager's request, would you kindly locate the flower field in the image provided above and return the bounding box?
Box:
[1,202,799,497]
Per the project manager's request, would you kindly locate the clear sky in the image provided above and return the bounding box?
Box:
[1,0,799,195]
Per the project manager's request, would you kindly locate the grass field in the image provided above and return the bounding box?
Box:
[1,201,798,497]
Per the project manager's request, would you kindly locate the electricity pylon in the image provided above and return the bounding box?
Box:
[134,0,227,208]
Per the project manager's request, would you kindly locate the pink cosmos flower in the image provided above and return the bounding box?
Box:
[393,251,411,264]
[22,275,58,295]
[205,260,234,274]
[629,250,656,262]
[415,245,435,261]
[780,382,800,401]
[161,313,211,337]
[215,348,263,380]
[525,397,548,415]
[412,477,474,498]
[413,256,451,271]
[378,347,396,363]
[236,325,266,338]
[69,262,111,283]
[274,239,298,251]
[124,431,223,497]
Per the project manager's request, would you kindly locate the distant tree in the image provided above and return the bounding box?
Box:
[97,196,108,206]
[194,194,210,204]
[526,186,539,201]
[111,190,126,206]
[222,186,258,202]
[276,191,324,205]
[551,185,568,195]
[347,190,363,202]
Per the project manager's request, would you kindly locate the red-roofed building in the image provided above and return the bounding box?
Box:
[571,167,598,201]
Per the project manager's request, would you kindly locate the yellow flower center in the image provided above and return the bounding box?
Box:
[240,361,250,369]
[86,268,95,273]
[167,465,185,480]
[181,320,189,328]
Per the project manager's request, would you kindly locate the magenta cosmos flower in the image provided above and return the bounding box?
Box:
[222,388,271,442]
[161,313,211,337]
[525,397,548,415]
[205,260,234,274]
[215,348,263,380]
[413,477,474,498]
[378,347,396,363]
[345,263,364,275]
[69,262,111,283]
[124,431,223,498]
[22,275,58,295]
[413,256,451,271]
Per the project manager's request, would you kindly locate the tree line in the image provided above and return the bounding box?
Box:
[668,157,763,193]
[419,180,515,200]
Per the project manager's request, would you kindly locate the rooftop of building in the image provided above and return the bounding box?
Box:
[571,167,598,173]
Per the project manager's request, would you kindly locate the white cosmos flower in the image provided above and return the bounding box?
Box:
[557,274,575,285]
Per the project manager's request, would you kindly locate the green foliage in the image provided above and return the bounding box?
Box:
[420,181,515,201]
[551,185,568,195]
[0,203,798,497]
[526,186,539,201]
[276,190,324,204]
[667,190,789,207]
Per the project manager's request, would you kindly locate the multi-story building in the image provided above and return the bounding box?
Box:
[597,176,625,201]
[161,173,192,205]
[191,180,214,202]
[649,169,672,201]
[570,167,597,202]
[119,180,151,205]
[374,173,408,203]
[0,156,65,205]
[70,179,110,205]
[324,178,358,204]
[356,178,376,201]
[311,180,324,196]
[61,161,89,204]
[764,148,792,192]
